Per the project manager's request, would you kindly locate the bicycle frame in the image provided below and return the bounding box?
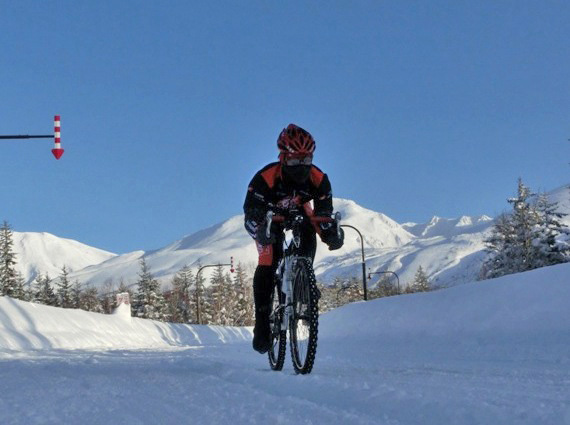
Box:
[266,210,341,332]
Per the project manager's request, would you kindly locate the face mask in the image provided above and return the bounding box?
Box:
[283,164,311,184]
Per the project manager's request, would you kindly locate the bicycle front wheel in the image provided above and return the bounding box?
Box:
[289,258,319,374]
[268,279,286,371]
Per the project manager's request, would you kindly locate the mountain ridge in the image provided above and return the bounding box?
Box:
[11,185,569,290]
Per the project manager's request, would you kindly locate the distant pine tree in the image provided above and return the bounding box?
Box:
[480,213,517,279]
[222,272,238,326]
[133,258,167,320]
[80,286,103,313]
[209,265,236,325]
[56,266,74,308]
[0,221,18,297]
[168,265,195,323]
[410,266,431,292]
[233,263,253,326]
[12,272,27,301]
[33,273,57,306]
[481,179,570,280]
[533,193,570,266]
[194,262,208,324]
[507,179,540,272]
[72,280,83,309]
[209,264,224,324]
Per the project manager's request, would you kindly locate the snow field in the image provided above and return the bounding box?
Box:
[0,262,569,424]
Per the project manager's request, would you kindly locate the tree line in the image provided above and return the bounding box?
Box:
[318,266,432,312]
[0,219,433,322]
[0,221,256,325]
[2,179,567,323]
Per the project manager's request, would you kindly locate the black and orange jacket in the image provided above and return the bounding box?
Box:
[243,162,333,238]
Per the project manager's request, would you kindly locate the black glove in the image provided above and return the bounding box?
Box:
[320,224,344,251]
[256,222,276,246]
[245,207,267,224]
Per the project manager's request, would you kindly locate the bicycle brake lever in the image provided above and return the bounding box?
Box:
[266,210,274,239]
[334,212,342,239]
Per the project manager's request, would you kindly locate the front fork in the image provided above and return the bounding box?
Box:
[277,255,296,331]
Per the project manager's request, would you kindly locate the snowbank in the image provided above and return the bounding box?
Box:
[322,262,570,338]
[0,298,251,353]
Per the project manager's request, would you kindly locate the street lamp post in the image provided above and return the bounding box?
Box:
[195,257,235,324]
[340,224,368,301]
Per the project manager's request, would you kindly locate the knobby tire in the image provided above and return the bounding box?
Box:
[289,258,319,374]
[268,280,286,371]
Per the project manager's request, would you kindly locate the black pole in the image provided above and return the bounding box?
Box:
[340,224,367,301]
[362,262,368,301]
[0,135,53,140]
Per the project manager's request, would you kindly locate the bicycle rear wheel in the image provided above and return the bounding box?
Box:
[268,279,286,371]
[289,258,319,374]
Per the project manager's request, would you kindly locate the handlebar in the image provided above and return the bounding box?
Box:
[269,215,336,224]
[265,210,342,239]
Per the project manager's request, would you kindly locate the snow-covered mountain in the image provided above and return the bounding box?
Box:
[13,232,117,282]
[67,198,418,288]
[62,197,494,289]
[13,185,569,290]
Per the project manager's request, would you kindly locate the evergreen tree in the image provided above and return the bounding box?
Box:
[233,263,254,326]
[168,265,194,323]
[80,286,103,312]
[72,280,83,309]
[22,278,34,302]
[12,272,27,301]
[193,262,209,324]
[0,221,18,297]
[410,266,431,292]
[32,273,44,303]
[33,273,57,306]
[480,213,517,279]
[133,258,167,320]
[507,178,540,273]
[56,266,74,308]
[98,279,116,314]
[533,193,570,266]
[223,272,238,326]
[481,179,570,280]
[209,265,235,325]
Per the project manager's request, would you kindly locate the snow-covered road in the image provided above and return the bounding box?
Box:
[1,336,568,425]
[1,263,569,425]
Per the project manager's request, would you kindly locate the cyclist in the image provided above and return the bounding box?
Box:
[243,124,344,353]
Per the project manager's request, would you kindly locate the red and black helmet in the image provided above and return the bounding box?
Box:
[277,124,316,158]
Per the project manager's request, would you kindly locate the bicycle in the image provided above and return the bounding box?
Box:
[264,208,341,374]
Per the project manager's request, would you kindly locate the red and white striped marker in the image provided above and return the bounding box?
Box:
[51,115,64,160]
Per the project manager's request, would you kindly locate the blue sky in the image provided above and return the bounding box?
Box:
[2,1,569,254]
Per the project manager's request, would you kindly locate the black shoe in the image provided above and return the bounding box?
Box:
[252,319,270,354]
[252,333,270,354]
